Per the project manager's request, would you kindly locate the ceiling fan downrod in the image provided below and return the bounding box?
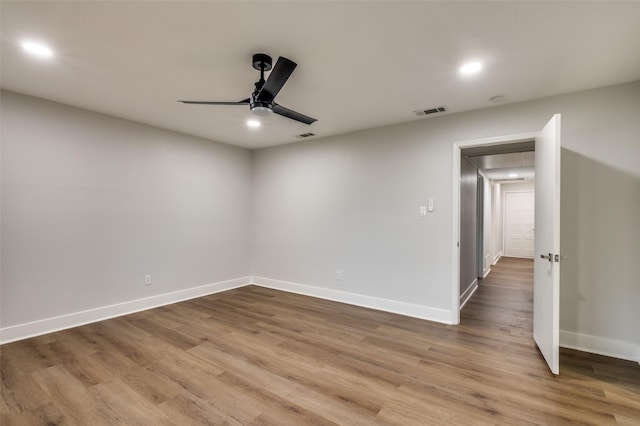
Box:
[251,53,274,115]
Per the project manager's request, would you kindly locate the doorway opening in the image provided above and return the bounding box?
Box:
[459,141,536,310]
[452,116,562,375]
[451,134,538,324]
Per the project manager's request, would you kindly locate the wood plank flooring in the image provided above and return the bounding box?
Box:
[2,257,639,425]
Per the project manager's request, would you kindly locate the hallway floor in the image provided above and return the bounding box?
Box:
[461,256,640,424]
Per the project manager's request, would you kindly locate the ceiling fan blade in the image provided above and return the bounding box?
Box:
[257,57,297,102]
[273,103,317,125]
[179,98,250,105]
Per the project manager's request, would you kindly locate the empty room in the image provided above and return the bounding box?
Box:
[1,1,639,425]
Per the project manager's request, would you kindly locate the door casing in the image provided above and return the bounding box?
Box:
[451,132,538,324]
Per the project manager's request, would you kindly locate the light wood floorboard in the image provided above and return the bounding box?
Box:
[2,257,639,424]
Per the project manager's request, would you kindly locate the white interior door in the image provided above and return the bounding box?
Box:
[533,114,561,375]
[504,191,535,258]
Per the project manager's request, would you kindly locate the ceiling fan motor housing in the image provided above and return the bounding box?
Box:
[252,53,273,72]
[251,103,273,116]
[250,80,274,115]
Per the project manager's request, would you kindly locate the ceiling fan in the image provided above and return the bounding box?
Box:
[179,53,317,125]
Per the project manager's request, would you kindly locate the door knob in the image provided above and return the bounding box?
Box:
[540,253,553,262]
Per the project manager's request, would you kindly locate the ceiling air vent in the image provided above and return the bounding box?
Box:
[296,132,315,138]
[415,106,447,117]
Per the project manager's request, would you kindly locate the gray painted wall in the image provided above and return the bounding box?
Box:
[2,81,638,356]
[459,157,477,296]
[252,81,640,349]
[1,91,253,327]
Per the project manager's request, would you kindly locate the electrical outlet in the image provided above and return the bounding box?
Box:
[336,271,342,280]
[420,206,427,217]
[144,274,152,285]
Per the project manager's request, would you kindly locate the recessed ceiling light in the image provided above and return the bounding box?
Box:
[246,119,261,128]
[21,41,54,58]
[509,173,518,178]
[460,62,482,74]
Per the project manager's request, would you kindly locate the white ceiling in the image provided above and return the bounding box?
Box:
[2,1,640,149]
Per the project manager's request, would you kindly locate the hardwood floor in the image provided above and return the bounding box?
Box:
[2,257,639,425]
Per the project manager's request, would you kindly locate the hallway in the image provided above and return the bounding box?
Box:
[462,256,533,332]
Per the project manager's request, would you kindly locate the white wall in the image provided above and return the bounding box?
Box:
[252,81,640,360]
[1,91,253,334]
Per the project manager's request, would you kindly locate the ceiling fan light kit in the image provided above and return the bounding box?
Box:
[179,53,317,125]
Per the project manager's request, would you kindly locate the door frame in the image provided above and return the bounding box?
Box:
[451,132,538,324]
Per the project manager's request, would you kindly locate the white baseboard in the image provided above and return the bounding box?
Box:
[492,251,503,265]
[459,279,478,309]
[251,276,455,324]
[482,255,491,278]
[0,277,251,345]
[6,276,636,365]
[560,330,640,364]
